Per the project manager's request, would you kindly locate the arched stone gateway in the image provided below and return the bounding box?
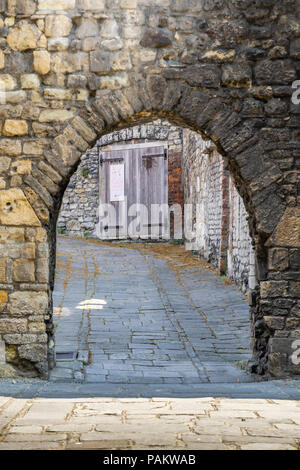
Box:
[0,0,299,379]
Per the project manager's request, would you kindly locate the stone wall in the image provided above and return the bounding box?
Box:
[0,0,299,378]
[58,145,99,236]
[227,176,256,292]
[183,129,254,293]
[58,119,183,237]
[183,130,224,264]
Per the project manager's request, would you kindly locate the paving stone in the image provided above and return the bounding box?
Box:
[50,237,256,385]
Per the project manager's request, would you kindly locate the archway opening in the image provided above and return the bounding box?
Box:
[50,118,263,388]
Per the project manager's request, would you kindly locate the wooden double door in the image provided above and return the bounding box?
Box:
[98,144,169,240]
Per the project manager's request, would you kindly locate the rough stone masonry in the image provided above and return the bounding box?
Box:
[0,0,299,379]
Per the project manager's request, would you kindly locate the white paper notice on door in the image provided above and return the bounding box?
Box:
[110,163,125,201]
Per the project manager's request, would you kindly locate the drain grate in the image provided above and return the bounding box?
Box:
[56,352,76,361]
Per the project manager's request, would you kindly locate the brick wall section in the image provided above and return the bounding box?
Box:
[58,119,184,238]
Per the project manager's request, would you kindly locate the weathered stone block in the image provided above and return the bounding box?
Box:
[267,208,300,248]
[21,74,40,89]
[263,316,285,330]
[20,243,35,259]
[0,363,17,378]
[3,91,27,104]
[290,249,300,271]
[38,161,62,184]
[0,74,17,90]
[140,29,172,48]
[23,141,44,156]
[13,259,35,282]
[10,160,32,175]
[77,0,105,10]
[76,18,99,39]
[0,258,6,283]
[290,282,300,299]
[7,22,40,51]
[7,0,37,15]
[286,317,300,329]
[260,281,289,298]
[183,65,221,88]
[132,49,157,64]
[255,60,296,85]
[28,322,46,333]
[39,109,74,122]
[265,98,287,116]
[100,38,123,51]
[171,0,189,11]
[0,290,8,305]
[0,189,41,226]
[290,38,300,59]
[33,50,50,75]
[45,15,73,38]
[18,343,47,362]
[8,291,48,316]
[71,116,96,143]
[48,37,69,52]
[38,0,75,9]
[90,50,111,73]
[0,157,11,174]
[3,120,28,136]
[112,51,132,71]
[0,227,24,242]
[44,88,73,100]
[146,74,167,110]
[268,248,289,271]
[52,51,87,74]
[100,19,119,39]
[222,64,252,87]
[99,74,130,90]
[3,333,38,344]
[36,258,49,283]
[0,318,27,334]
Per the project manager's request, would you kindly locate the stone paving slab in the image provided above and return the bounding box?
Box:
[52,237,255,385]
[0,395,299,450]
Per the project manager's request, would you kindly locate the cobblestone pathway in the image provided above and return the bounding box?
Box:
[52,236,253,385]
[0,237,299,450]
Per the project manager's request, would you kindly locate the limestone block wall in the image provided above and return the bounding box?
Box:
[0,0,298,378]
[183,129,254,293]
[227,176,255,293]
[183,130,224,265]
[58,119,184,237]
[58,146,99,236]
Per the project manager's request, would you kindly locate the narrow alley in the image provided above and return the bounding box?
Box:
[52,236,253,388]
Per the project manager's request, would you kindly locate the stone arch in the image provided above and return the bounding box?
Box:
[0,0,299,379]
